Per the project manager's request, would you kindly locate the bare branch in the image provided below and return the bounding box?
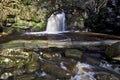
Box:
[85,0,108,15]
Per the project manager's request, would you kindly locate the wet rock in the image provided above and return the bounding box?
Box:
[85,46,106,51]
[25,61,39,73]
[41,62,72,79]
[59,58,77,72]
[0,72,13,80]
[0,48,39,60]
[28,51,39,61]
[105,42,120,60]
[42,53,53,59]
[0,48,29,59]
[0,56,39,76]
[65,49,83,59]
[94,72,119,80]
[113,56,120,61]
[15,74,35,80]
[41,52,61,59]
[36,75,56,80]
[0,48,39,78]
[13,68,26,76]
[12,60,39,76]
[81,54,101,65]
[0,57,15,68]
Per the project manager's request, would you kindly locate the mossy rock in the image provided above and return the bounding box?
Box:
[105,42,120,58]
[25,61,39,73]
[41,62,71,79]
[65,49,83,59]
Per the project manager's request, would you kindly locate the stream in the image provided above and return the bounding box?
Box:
[0,32,120,80]
[36,48,120,80]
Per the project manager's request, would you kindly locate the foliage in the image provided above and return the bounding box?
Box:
[1,0,119,35]
[0,0,47,33]
[85,0,120,35]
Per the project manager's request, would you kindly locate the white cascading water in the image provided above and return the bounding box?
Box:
[25,10,66,35]
[46,11,65,33]
[70,62,96,80]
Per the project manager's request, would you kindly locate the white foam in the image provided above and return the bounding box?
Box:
[24,31,70,35]
[40,72,47,76]
[70,62,95,80]
[100,62,120,74]
[60,62,67,70]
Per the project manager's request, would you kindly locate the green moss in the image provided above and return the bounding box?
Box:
[2,0,106,33]
[35,22,45,28]
[28,21,36,27]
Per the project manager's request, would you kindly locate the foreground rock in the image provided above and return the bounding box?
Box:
[41,62,72,79]
[0,48,39,80]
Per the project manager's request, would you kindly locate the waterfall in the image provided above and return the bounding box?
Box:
[24,10,66,35]
[46,10,65,33]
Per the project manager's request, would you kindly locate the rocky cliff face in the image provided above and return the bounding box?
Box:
[0,0,119,34]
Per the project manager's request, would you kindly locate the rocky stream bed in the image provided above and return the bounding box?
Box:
[0,32,120,80]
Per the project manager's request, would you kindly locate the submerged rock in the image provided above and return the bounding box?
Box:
[36,75,56,80]
[65,49,83,59]
[15,74,35,80]
[41,62,72,79]
[59,58,77,72]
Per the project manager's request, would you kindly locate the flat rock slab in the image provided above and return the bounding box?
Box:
[0,32,120,49]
